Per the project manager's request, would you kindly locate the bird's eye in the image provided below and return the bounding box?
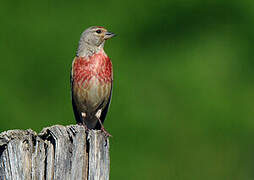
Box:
[96,30,102,34]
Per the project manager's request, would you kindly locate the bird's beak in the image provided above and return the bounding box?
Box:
[104,31,116,40]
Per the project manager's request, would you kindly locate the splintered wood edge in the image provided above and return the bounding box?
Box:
[0,125,110,180]
[87,130,110,180]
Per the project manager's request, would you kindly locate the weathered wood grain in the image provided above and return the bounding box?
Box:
[0,125,110,180]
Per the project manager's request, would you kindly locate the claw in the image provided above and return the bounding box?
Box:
[78,122,90,133]
[101,127,112,137]
[96,115,112,137]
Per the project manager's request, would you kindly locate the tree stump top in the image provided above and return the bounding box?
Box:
[0,125,110,180]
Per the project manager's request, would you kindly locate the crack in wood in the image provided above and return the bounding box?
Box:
[0,125,110,180]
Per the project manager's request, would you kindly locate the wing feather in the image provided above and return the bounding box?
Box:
[71,57,83,124]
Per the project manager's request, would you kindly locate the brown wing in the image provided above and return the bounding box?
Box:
[71,57,83,124]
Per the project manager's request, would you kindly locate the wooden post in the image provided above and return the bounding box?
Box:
[0,125,110,180]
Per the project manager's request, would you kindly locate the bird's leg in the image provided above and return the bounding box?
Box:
[82,112,86,119]
[78,112,89,132]
[96,109,112,137]
[97,118,112,137]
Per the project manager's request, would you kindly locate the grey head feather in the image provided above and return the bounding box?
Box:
[76,26,105,57]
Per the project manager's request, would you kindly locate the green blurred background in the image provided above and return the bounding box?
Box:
[1,0,254,179]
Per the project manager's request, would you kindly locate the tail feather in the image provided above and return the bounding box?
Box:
[84,114,99,129]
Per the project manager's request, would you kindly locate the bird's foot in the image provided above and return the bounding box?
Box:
[101,127,112,138]
[77,122,90,133]
[95,115,112,137]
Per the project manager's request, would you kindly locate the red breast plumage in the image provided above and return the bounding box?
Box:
[73,50,112,88]
[72,50,112,114]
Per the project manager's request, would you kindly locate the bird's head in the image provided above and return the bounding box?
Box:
[82,26,116,46]
[77,26,116,57]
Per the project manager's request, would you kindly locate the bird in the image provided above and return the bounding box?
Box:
[71,26,116,136]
